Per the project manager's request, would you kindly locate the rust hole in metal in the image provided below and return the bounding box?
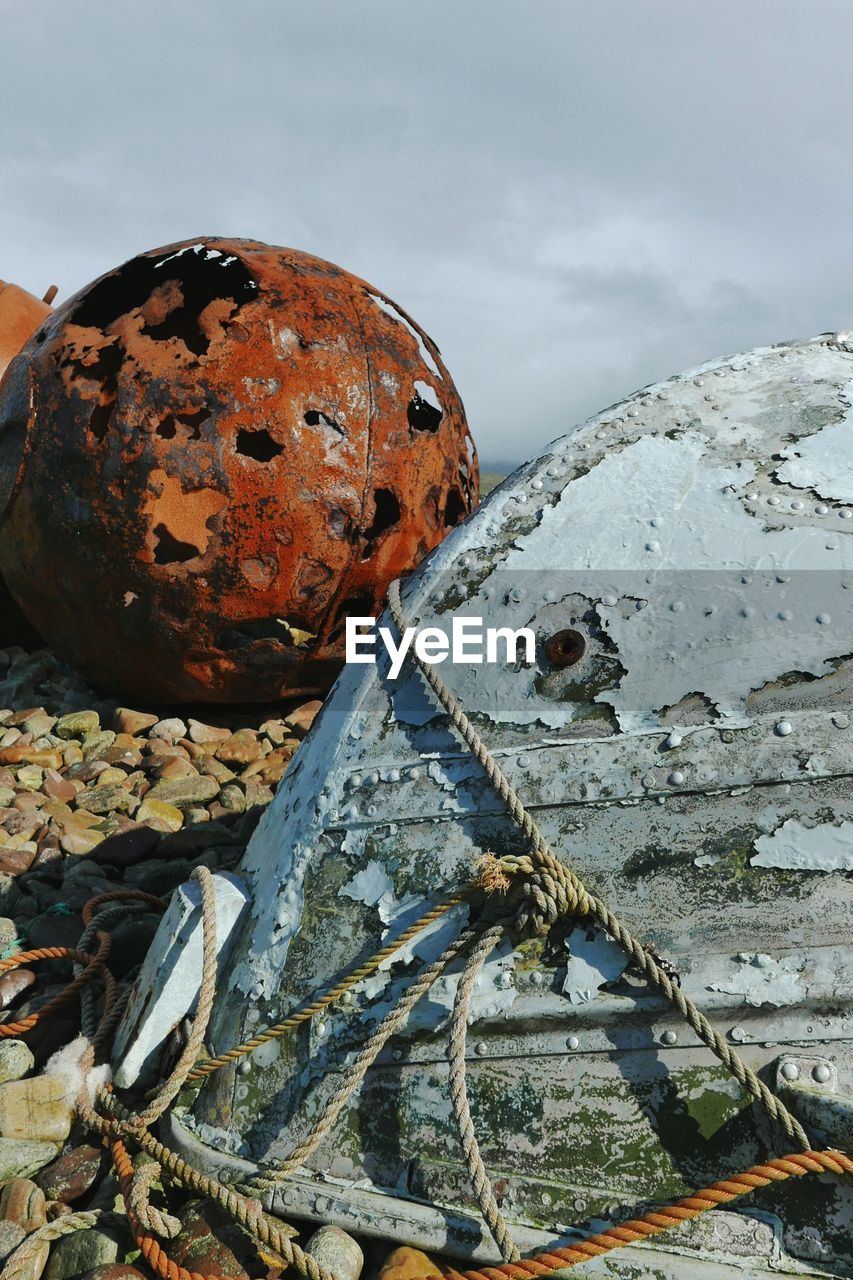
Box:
[329,591,376,643]
[304,409,344,435]
[544,628,587,669]
[444,487,466,528]
[236,427,283,462]
[70,244,257,358]
[157,408,207,440]
[407,390,443,434]
[217,617,292,649]
[362,488,401,557]
[152,523,201,565]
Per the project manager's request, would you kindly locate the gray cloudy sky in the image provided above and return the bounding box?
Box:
[3,0,853,465]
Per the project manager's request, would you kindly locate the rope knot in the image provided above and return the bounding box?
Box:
[514,850,592,936]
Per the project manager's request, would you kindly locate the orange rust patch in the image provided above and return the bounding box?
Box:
[142,470,228,559]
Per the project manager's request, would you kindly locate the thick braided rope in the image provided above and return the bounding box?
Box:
[1,1210,104,1280]
[78,1097,336,1280]
[434,1149,853,1280]
[448,924,520,1263]
[134,867,218,1126]
[387,580,810,1151]
[187,892,469,1081]
[247,924,485,1188]
[127,1159,181,1240]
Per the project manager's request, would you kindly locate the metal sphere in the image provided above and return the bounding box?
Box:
[0,238,477,701]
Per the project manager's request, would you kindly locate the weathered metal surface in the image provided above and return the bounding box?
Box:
[0,239,476,701]
[0,280,51,387]
[132,334,853,1275]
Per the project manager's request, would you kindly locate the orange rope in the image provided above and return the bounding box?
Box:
[0,936,112,1037]
[110,1136,241,1280]
[433,1149,853,1280]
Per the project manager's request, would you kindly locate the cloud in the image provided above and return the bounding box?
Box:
[2,0,852,464]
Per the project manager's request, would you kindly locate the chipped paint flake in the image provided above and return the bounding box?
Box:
[708,952,805,1007]
[340,859,393,906]
[562,927,628,1004]
[751,818,853,872]
[776,378,853,502]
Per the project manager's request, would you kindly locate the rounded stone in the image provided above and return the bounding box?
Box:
[305,1225,364,1280]
[0,1040,34,1085]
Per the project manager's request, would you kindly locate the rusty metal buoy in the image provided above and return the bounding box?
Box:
[0,238,477,702]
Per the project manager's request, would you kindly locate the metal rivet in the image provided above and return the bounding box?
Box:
[774,720,793,736]
[529,971,544,987]
[840,509,852,520]
[668,771,685,786]
[392,1048,403,1061]
[669,600,685,612]
[574,1198,587,1213]
[778,609,792,621]
[340,990,354,1006]
[566,1035,580,1050]
[815,504,829,515]
[665,730,682,748]
[645,540,661,553]
[816,613,831,625]
[661,1029,678,1046]
[315,1021,327,1037]
[832,713,850,729]
[530,479,543,491]
[813,1064,831,1084]
[475,1042,488,1056]
[730,1025,747,1042]
[767,495,780,506]
[238,1060,251,1075]
[791,499,804,510]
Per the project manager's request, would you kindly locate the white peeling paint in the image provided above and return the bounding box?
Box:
[751,818,853,871]
[340,860,394,907]
[707,951,805,1008]
[562,927,628,1004]
[776,378,853,502]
